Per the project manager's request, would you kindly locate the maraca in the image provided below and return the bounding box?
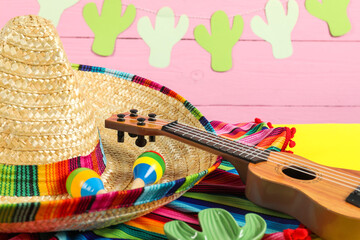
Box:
[131,151,166,189]
[66,168,106,197]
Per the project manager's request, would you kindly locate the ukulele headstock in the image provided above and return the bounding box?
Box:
[105,109,173,147]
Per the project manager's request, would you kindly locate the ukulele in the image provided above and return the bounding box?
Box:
[105,111,360,240]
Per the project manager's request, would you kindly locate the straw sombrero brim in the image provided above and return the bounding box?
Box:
[0,64,220,232]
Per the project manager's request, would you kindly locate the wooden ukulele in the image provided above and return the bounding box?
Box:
[105,111,360,240]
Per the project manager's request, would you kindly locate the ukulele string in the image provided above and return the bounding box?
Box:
[222,127,360,184]
[165,123,360,191]
[174,123,360,186]
[167,124,360,193]
[149,118,360,184]
[172,122,360,184]
[136,117,360,188]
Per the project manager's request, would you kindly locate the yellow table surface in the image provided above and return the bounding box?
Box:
[274,124,360,171]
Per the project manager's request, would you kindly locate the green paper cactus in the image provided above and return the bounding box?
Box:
[83,0,136,56]
[137,7,189,68]
[37,0,80,27]
[251,0,299,59]
[164,208,266,240]
[305,0,351,37]
[194,11,244,72]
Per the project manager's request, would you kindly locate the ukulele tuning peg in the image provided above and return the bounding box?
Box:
[117,131,124,142]
[130,109,138,117]
[129,133,137,138]
[135,135,147,147]
[117,114,125,122]
[137,117,146,126]
[149,136,156,142]
[148,113,157,122]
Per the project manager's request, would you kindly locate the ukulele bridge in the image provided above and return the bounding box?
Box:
[346,186,360,208]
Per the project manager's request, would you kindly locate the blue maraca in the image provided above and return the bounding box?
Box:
[66,168,106,197]
[131,151,166,189]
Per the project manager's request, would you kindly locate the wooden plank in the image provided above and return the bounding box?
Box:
[0,0,359,41]
[196,106,360,124]
[1,0,359,124]
[61,38,360,107]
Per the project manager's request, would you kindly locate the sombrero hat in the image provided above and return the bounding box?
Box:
[0,15,219,232]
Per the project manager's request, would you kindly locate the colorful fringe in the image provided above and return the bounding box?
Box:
[211,120,292,152]
[0,141,106,197]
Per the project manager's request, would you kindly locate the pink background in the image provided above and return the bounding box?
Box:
[1,0,359,124]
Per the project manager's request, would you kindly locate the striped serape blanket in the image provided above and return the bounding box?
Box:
[0,119,318,240]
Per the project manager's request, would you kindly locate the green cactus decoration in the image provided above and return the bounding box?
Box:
[137,7,189,68]
[251,0,299,59]
[194,11,244,72]
[305,0,351,37]
[164,208,267,240]
[83,0,136,56]
[38,0,80,27]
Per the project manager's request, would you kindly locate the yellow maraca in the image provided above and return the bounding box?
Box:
[66,168,106,197]
[131,151,166,189]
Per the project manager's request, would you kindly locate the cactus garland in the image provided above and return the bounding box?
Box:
[137,7,189,68]
[305,0,351,37]
[83,0,136,56]
[194,11,244,72]
[76,0,353,68]
[251,0,299,59]
[37,0,80,27]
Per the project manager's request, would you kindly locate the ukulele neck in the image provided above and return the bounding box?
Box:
[161,121,269,164]
[105,112,270,182]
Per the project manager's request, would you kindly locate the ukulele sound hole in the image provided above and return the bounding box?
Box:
[282,166,316,180]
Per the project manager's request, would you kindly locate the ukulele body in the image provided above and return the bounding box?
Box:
[244,152,360,240]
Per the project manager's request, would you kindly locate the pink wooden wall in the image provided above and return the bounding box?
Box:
[1,0,359,124]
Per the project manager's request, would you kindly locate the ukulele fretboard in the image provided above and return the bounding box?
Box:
[162,121,269,164]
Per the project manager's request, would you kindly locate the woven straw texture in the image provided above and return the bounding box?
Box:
[0,15,219,232]
[0,15,99,165]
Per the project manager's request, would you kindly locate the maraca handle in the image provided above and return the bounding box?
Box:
[97,189,107,195]
[131,178,145,189]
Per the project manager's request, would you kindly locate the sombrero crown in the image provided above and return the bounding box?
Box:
[0,15,99,164]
